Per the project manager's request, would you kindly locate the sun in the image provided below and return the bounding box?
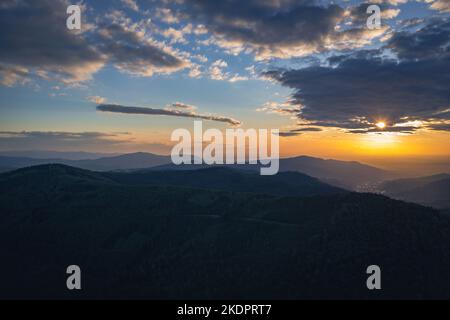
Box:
[376,121,386,129]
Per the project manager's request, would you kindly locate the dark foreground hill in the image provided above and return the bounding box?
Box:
[104,166,346,197]
[1,165,450,299]
[380,174,450,209]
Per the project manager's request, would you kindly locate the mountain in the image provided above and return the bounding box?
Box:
[380,174,450,209]
[0,153,389,189]
[0,152,171,172]
[0,166,13,173]
[278,156,390,189]
[104,166,346,197]
[1,164,450,299]
[69,152,170,171]
[150,156,390,190]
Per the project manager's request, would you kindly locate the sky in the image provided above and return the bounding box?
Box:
[0,0,449,169]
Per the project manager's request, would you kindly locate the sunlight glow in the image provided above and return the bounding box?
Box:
[376,122,386,129]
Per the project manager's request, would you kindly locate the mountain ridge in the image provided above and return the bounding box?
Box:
[380,173,450,209]
[0,152,390,189]
[1,164,450,299]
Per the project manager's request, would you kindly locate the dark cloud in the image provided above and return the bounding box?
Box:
[292,127,323,132]
[348,126,418,134]
[0,0,104,84]
[178,0,385,59]
[347,2,400,27]
[97,104,241,126]
[0,0,188,85]
[266,56,450,131]
[387,18,450,60]
[277,131,301,137]
[96,22,188,77]
[0,131,131,150]
[426,123,450,131]
[265,19,450,133]
[277,127,322,137]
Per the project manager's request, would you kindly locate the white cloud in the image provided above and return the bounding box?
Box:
[121,0,139,12]
[88,96,107,104]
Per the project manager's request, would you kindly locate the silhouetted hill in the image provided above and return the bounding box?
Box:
[71,152,170,171]
[279,156,390,189]
[0,164,117,189]
[0,152,170,172]
[380,174,450,209]
[0,153,389,189]
[105,166,346,196]
[1,164,450,299]
[149,156,389,190]
[0,166,12,173]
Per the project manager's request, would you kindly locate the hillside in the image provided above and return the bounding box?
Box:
[380,174,450,209]
[105,166,346,197]
[0,152,171,172]
[149,156,390,190]
[1,165,450,299]
[0,153,389,189]
[279,156,390,189]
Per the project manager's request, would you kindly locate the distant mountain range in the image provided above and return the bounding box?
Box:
[380,174,450,209]
[150,156,391,189]
[280,156,390,189]
[0,152,169,172]
[1,164,450,299]
[0,152,391,189]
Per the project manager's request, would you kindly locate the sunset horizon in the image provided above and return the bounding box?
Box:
[1,0,450,302]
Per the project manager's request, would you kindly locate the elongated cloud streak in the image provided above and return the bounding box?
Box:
[97,104,241,126]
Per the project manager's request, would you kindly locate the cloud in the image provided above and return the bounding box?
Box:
[264,19,450,133]
[276,131,302,137]
[228,75,249,82]
[0,0,190,86]
[347,3,400,26]
[426,122,450,131]
[88,96,107,104]
[0,131,126,139]
[177,0,389,60]
[429,0,450,13]
[188,65,203,78]
[371,0,408,5]
[160,24,194,44]
[277,127,323,137]
[121,0,139,12]
[0,64,29,87]
[348,126,418,134]
[386,18,450,60]
[257,102,300,117]
[292,127,323,132]
[167,102,197,111]
[155,8,180,24]
[209,59,228,80]
[0,131,132,151]
[0,0,105,85]
[97,104,241,126]
[96,21,189,77]
[208,59,248,82]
